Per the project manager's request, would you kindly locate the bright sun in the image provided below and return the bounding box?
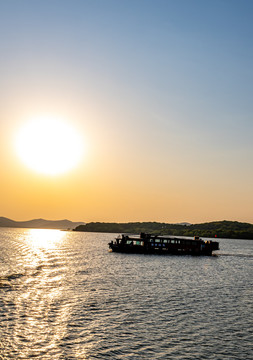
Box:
[15,116,84,175]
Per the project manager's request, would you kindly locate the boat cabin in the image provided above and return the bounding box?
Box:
[109,233,219,256]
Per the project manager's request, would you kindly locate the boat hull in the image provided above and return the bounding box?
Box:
[109,244,214,256]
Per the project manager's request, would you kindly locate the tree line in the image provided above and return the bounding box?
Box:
[73,220,253,240]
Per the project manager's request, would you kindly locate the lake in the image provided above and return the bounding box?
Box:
[0,228,252,359]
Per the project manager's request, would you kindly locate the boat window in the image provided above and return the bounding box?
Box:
[171,240,175,244]
[163,239,168,243]
[126,240,132,245]
[155,239,160,243]
[135,241,142,245]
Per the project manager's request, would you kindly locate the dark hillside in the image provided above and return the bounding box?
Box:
[74,220,253,240]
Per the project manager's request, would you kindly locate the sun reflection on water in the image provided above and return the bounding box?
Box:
[26,229,66,249]
[10,228,74,358]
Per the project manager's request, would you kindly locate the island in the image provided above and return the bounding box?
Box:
[73,220,253,240]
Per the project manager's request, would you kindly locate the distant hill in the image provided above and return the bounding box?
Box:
[73,220,253,240]
[0,217,85,230]
[175,222,191,226]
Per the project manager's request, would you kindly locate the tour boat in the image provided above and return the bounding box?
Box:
[108,233,219,256]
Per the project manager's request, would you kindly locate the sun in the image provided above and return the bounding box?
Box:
[15,116,84,175]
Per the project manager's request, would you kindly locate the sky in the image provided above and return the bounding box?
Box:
[1,0,253,224]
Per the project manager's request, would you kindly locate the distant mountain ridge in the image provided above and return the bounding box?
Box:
[0,217,85,230]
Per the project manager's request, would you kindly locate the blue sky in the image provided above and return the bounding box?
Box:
[1,0,253,222]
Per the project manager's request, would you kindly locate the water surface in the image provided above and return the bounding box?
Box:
[0,228,252,359]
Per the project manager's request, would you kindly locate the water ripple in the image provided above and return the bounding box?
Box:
[0,230,252,359]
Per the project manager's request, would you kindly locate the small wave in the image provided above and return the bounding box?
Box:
[0,280,12,289]
[0,272,26,289]
[0,265,47,285]
[0,272,26,282]
[218,253,253,258]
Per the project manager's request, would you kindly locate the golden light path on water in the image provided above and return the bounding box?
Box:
[27,229,66,250]
[11,229,79,359]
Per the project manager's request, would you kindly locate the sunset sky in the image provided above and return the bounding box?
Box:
[1,0,253,224]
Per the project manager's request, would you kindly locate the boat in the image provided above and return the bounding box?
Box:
[108,232,219,256]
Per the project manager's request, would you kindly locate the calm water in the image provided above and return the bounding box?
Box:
[0,228,252,359]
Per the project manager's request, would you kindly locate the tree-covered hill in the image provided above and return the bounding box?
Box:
[73,220,253,240]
